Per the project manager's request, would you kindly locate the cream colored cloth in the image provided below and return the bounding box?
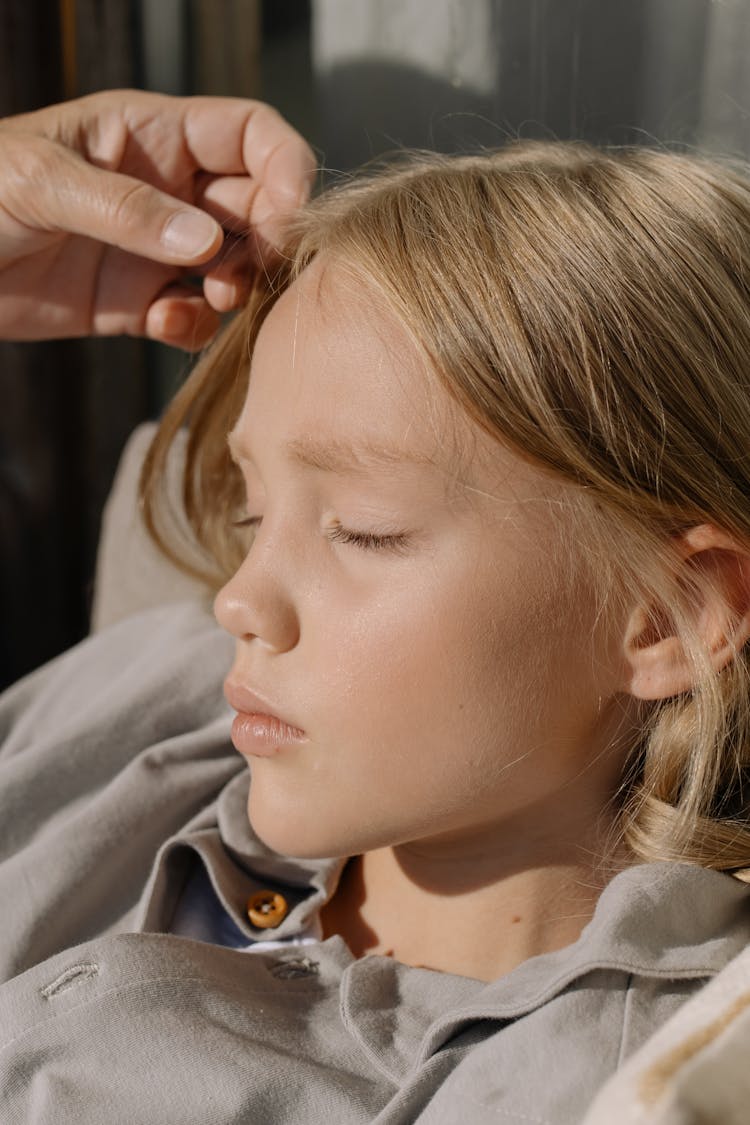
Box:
[91,422,210,632]
[584,940,750,1125]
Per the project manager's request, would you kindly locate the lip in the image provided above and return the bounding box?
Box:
[224,679,307,758]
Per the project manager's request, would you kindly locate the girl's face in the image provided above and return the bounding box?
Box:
[216,259,631,862]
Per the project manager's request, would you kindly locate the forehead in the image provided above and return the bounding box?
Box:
[249,260,444,432]
[234,258,549,503]
[234,260,453,467]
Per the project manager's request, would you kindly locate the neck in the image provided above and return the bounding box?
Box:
[320,826,627,982]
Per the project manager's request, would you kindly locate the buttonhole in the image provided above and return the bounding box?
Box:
[40,961,100,999]
[268,956,319,980]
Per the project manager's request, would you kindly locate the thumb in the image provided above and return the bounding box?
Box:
[6,135,223,265]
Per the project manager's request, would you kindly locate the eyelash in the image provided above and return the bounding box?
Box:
[231,517,410,554]
[326,522,410,553]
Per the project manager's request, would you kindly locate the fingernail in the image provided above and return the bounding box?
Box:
[162,210,220,258]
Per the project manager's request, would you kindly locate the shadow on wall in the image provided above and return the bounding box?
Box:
[318,62,502,173]
[316,56,664,176]
[313,0,742,173]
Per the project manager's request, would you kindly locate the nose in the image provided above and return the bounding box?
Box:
[213,541,300,653]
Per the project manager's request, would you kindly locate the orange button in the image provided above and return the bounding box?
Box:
[247,889,289,929]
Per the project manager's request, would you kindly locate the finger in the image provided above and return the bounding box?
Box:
[247,183,297,254]
[3,134,225,266]
[193,172,294,276]
[242,103,318,209]
[202,274,247,314]
[144,286,221,350]
[182,98,317,208]
[193,173,258,235]
[202,239,255,312]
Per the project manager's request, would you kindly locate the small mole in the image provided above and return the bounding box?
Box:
[511,915,522,924]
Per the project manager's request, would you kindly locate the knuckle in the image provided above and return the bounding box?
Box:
[107,179,156,230]
[0,132,55,186]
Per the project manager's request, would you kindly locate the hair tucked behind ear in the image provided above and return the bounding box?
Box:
[141,139,750,875]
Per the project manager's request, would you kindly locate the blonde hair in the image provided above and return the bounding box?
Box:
[142,140,750,875]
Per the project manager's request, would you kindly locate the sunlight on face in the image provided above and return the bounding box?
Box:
[215,258,629,862]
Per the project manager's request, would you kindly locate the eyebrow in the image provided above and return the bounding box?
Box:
[226,431,439,476]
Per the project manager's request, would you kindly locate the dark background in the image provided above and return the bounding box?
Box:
[2,0,750,689]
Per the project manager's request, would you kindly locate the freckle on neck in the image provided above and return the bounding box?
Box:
[511,915,522,924]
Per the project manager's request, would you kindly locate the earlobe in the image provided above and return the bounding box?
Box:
[622,525,750,702]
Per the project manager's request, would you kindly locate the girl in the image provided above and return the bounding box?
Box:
[3,139,750,1123]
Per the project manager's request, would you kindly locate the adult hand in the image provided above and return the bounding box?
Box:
[0,89,315,349]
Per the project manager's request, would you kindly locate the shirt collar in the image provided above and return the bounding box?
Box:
[409,861,750,1061]
[204,771,750,1007]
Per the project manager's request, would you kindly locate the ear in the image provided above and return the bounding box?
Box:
[623,524,750,701]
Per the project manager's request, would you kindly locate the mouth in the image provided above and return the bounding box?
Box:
[224,680,307,758]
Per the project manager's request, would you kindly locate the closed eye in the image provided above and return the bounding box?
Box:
[326,522,410,553]
[231,515,261,548]
[231,516,411,554]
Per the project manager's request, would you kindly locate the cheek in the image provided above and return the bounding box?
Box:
[245,571,513,854]
[246,547,606,858]
[328,555,608,797]
[308,578,538,775]
[326,556,550,741]
[317,566,511,717]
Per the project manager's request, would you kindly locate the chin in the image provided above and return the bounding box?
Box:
[246,788,350,861]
